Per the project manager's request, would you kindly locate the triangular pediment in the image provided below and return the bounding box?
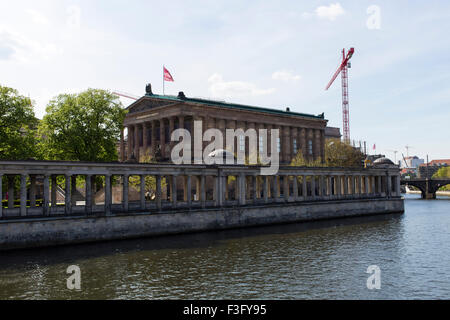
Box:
[128,98,179,114]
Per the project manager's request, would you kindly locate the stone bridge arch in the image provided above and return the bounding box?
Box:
[401,179,450,199]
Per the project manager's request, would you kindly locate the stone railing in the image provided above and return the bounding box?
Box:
[0,161,401,219]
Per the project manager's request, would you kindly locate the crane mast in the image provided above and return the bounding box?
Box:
[326,47,355,144]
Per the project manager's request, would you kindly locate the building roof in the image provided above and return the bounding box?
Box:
[325,126,342,138]
[420,159,450,166]
[129,92,326,120]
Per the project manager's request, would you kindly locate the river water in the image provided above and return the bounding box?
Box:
[0,194,449,300]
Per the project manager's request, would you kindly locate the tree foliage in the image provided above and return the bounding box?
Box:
[324,139,364,167]
[0,85,39,160]
[38,89,126,162]
[433,167,450,179]
[291,139,364,168]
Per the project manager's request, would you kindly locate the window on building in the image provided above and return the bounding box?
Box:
[277,138,281,153]
[239,135,245,152]
[308,140,313,155]
[293,139,297,154]
[259,135,264,153]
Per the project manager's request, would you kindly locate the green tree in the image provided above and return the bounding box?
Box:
[324,139,364,167]
[38,89,126,162]
[291,139,363,168]
[0,85,39,160]
[290,152,324,167]
[433,167,450,191]
[433,167,450,179]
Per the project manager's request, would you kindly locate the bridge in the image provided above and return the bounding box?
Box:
[401,178,450,199]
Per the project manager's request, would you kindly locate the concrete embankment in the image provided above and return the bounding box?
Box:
[0,198,404,251]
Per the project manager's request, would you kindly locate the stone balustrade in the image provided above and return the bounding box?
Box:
[0,161,401,219]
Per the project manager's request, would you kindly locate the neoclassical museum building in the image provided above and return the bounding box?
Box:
[120,84,329,164]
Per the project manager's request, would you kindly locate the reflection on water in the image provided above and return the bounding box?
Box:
[0,194,449,300]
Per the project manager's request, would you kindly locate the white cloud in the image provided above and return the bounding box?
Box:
[208,73,276,98]
[272,70,301,82]
[315,3,345,21]
[0,27,63,63]
[27,9,50,25]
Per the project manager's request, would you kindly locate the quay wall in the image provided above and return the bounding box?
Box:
[0,197,404,251]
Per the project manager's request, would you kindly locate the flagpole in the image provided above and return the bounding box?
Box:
[163,65,165,95]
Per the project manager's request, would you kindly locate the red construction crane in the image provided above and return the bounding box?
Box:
[325,47,355,143]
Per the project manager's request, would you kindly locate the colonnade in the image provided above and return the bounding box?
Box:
[0,161,401,219]
[122,116,325,163]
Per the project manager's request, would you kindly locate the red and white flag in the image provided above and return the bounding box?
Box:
[163,67,174,82]
[373,144,376,150]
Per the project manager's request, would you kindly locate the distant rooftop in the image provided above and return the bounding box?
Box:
[138,89,325,120]
[420,159,450,167]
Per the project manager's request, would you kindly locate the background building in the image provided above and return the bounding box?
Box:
[418,159,450,178]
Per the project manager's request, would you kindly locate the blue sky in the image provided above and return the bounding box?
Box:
[1,0,449,161]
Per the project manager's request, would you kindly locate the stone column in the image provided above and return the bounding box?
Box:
[275,176,281,199]
[283,126,291,163]
[377,176,382,195]
[6,176,14,209]
[171,175,177,208]
[358,175,363,196]
[30,175,37,208]
[151,120,157,158]
[215,174,224,207]
[51,175,57,208]
[85,175,92,215]
[156,175,162,211]
[238,173,246,205]
[134,124,141,162]
[186,175,192,207]
[303,175,307,199]
[127,125,134,160]
[263,176,269,203]
[0,174,2,218]
[283,175,289,202]
[350,175,356,197]
[252,176,258,203]
[313,129,320,160]
[122,174,129,212]
[395,175,401,196]
[218,119,226,155]
[65,174,72,215]
[195,176,200,202]
[120,127,125,162]
[343,175,348,196]
[365,176,369,195]
[320,130,325,162]
[307,129,314,161]
[43,175,50,216]
[290,127,297,159]
[142,123,149,157]
[371,176,376,195]
[387,173,392,197]
[299,128,306,159]
[160,119,166,160]
[104,174,112,216]
[20,174,27,217]
[311,175,316,199]
[201,175,206,208]
[71,175,77,207]
[336,175,341,198]
[140,175,146,210]
[266,124,272,158]
[293,176,299,201]
[268,176,274,200]
[169,117,175,151]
